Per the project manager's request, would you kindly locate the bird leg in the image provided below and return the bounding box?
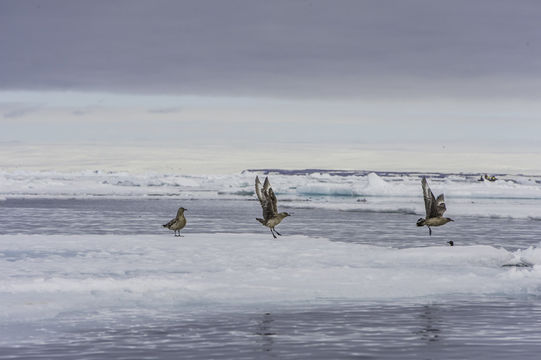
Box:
[273,228,282,236]
[270,228,277,239]
[428,226,432,236]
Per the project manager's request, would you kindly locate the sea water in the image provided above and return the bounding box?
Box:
[1,170,541,358]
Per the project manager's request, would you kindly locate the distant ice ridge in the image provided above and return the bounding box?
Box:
[1,169,541,218]
[0,169,203,198]
[1,233,541,328]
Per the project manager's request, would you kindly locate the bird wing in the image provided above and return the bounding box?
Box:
[262,177,271,196]
[422,177,436,218]
[435,194,447,216]
[163,218,176,228]
[256,177,277,220]
[268,187,278,216]
[262,199,276,221]
[255,176,265,206]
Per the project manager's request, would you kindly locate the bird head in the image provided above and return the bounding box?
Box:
[416,218,425,226]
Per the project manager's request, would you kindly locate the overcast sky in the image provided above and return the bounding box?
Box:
[2,0,541,98]
[1,0,540,172]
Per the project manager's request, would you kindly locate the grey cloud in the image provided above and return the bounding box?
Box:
[147,107,183,114]
[2,104,42,118]
[1,0,540,98]
[72,108,94,116]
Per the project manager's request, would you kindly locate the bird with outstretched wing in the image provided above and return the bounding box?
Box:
[417,177,453,236]
[255,176,290,238]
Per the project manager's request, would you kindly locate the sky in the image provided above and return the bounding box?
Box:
[1,0,540,173]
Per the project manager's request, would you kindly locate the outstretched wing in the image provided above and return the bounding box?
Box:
[255,176,265,206]
[268,187,278,216]
[256,176,278,220]
[421,177,436,218]
[422,177,447,218]
[262,177,271,197]
[435,194,447,216]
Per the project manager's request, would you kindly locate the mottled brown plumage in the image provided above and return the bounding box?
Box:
[416,177,453,236]
[163,207,187,237]
[255,176,290,238]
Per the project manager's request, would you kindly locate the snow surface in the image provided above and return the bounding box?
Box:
[2,233,541,330]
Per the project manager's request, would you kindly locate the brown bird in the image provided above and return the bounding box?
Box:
[255,176,290,238]
[163,207,187,236]
[416,177,454,236]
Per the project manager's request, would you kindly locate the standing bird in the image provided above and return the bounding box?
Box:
[163,207,187,237]
[416,177,454,236]
[255,176,290,238]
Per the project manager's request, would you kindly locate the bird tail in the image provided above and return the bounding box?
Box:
[163,219,174,228]
[256,218,266,225]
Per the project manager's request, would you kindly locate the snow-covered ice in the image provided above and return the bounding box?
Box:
[2,233,540,331]
[2,170,540,219]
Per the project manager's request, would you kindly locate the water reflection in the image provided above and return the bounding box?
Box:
[4,300,541,359]
[255,312,276,354]
[416,305,441,343]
